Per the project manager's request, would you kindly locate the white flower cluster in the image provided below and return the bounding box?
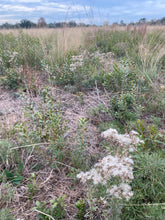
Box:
[69,50,114,72]
[77,128,143,201]
[77,154,134,185]
[101,128,144,152]
[70,54,84,71]
[107,183,133,201]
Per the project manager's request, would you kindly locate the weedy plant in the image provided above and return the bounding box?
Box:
[4,164,24,185]
[71,117,89,169]
[27,173,39,200]
[103,60,137,92]
[110,92,141,128]
[14,87,68,164]
[75,199,86,220]
[48,49,113,91]
[35,196,66,220]
[136,119,165,151]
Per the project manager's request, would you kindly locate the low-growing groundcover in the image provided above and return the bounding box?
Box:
[0,27,165,219]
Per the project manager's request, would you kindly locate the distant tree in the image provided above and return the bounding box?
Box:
[1,23,14,29]
[14,23,20,28]
[68,21,77,27]
[20,19,36,28]
[37,17,47,28]
[160,17,165,25]
[120,20,126,26]
[48,22,56,28]
[55,22,67,28]
[129,22,135,26]
[138,18,147,24]
[149,19,157,25]
[79,23,86,27]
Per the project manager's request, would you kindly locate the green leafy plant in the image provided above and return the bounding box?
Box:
[0,68,22,90]
[35,196,66,219]
[4,163,24,185]
[103,60,137,92]
[27,173,39,200]
[110,92,140,126]
[136,119,165,150]
[14,87,68,163]
[75,199,86,220]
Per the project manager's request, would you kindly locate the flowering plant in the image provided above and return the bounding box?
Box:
[77,128,143,218]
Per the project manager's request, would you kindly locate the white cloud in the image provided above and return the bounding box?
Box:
[0,4,35,12]
[0,19,20,24]
[7,0,42,2]
[0,0,164,25]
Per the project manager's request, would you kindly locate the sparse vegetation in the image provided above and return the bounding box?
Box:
[0,25,165,219]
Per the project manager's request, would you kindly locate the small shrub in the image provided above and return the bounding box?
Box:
[14,87,68,164]
[110,92,140,126]
[103,60,137,92]
[136,119,165,151]
[0,68,22,90]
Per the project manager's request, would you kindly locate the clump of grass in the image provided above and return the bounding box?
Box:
[122,151,165,219]
[0,209,16,220]
[0,31,44,92]
[0,183,15,208]
[136,31,165,85]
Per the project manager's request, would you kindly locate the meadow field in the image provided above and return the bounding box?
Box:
[0,25,165,219]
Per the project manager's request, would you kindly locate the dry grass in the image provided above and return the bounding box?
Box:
[0,27,92,55]
[0,25,164,58]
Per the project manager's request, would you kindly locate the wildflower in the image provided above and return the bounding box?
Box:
[77,127,136,202]
[101,128,143,151]
[77,154,134,185]
[107,183,133,201]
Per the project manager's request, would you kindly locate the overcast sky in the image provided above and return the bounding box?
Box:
[0,0,164,25]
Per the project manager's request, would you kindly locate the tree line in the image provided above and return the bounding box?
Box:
[0,17,90,29]
[1,17,165,29]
